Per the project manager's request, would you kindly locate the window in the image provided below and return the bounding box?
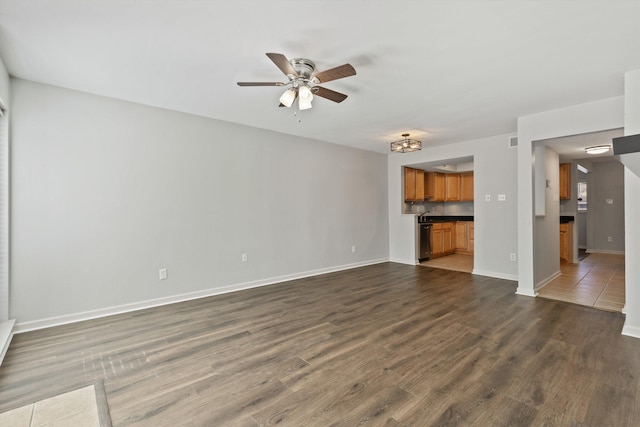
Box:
[577,181,587,211]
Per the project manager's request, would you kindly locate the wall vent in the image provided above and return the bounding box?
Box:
[508,136,518,148]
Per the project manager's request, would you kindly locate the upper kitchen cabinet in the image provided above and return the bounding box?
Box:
[445,174,461,201]
[404,167,425,202]
[425,171,474,202]
[460,172,474,201]
[425,172,445,201]
[559,163,571,200]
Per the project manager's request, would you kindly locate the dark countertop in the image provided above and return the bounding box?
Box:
[560,215,575,223]
[418,215,474,223]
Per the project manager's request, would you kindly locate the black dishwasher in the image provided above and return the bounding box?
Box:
[418,217,432,261]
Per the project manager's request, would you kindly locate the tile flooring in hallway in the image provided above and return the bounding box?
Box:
[419,253,473,273]
[538,252,625,312]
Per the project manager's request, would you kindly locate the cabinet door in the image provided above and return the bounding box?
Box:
[432,227,444,256]
[468,223,474,253]
[404,167,416,202]
[405,168,425,202]
[455,222,468,250]
[415,169,425,201]
[445,174,461,201]
[442,223,454,253]
[461,172,474,201]
[560,224,568,261]
[559,163,571,200]
[434,173,445,201]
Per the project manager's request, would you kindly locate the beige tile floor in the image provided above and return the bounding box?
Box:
[538,253,625,312]
[0,385,100,427]
[420,253,474,273]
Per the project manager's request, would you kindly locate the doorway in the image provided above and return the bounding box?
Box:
[537,129,626,312]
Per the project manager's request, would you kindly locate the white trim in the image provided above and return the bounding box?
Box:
[622,323,640,339]
[389,258,418,266]
[471,269,518,282]
[585,249,625,255]
[15,258,388,333]
[535,270,562,291]
[0,319,15,366]
[516,287,538,297]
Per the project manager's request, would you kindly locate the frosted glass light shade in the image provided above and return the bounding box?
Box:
[279,89,296,107]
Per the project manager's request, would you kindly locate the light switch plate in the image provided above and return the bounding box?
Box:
[498,194,506,201]
[485,194,491,202]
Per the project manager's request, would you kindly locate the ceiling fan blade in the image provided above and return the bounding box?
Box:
[266,53,298,77]
[313,86,348,103]
[237,82,286,87]
[313,63,356,83]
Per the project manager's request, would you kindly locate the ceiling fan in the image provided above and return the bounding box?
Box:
[237,53,356,110]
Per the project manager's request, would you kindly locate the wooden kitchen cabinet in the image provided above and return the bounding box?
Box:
[426,172,473,202]
[431,222,455,258]
[445,174,461,201]
[404,167,425,202]
[455,221,468,250]
[560,222,574,262]
[454,221,474,254]
[424,172,445,201]
[461,172,474,201]
[559,163,571,200]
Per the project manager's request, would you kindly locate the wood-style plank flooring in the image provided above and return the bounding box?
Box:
[538,253,625,312]
[1,262,639,426]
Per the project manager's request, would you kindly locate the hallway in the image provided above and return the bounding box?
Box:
[538,253,625,312]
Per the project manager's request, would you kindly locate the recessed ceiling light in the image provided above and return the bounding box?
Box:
[585,145,611,155]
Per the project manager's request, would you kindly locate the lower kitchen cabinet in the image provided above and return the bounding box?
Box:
[560,222,574,262]
[454,221,474,254]
[431,222,455,258]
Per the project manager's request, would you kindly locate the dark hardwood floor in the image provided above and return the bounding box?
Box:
[1,262,639,426]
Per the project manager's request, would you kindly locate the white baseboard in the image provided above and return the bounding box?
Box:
[389,258,419,266]
[14,258,389,333]
[586,249,625,255]
[535,270,562,291]
[622,323,640,339]
[515,287,538,297]
[471,269,518,282]
[0,319,15,366]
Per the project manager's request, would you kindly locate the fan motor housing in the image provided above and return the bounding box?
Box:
[290,58,316,79]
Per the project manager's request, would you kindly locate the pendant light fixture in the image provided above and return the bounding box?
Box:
[391,133,422,153]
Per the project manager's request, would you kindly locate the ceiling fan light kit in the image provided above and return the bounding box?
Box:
[391,133,422,153]
[237,53,356,111]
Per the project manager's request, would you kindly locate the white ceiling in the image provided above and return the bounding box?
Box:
[542,128,624,161]
[1,1,639,154]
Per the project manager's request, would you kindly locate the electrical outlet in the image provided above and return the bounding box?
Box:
[510,253,517,262]
[159,268,168,280]
[498,194,506,201]
[485,194,491,202]
[241,253,248,262]
[352,245,356,253]
[608,237,613,243]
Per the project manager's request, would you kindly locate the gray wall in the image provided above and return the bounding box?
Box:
[10,79,390,325]
[533,147,560,282]
[590,159,625,252]
[389,134,518,280]
[0,56,9,324]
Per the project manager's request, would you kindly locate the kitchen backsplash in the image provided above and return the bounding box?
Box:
[403,201,473,215]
